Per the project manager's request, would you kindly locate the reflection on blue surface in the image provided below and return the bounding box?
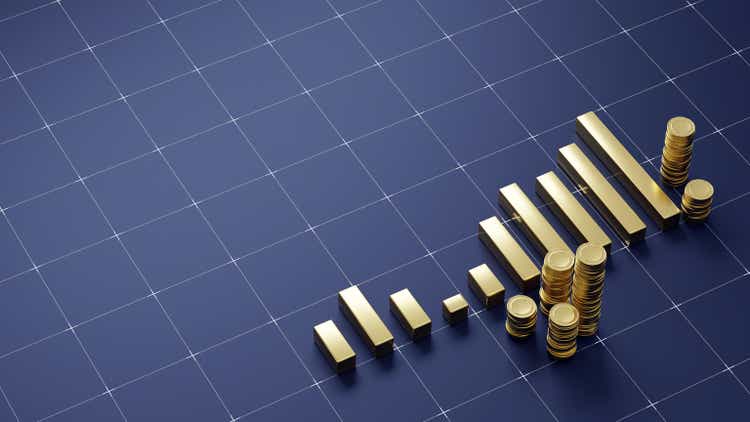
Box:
[0,1,749,421]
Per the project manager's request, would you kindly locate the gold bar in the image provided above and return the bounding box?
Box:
[536,171,612,253]
[313,320,356,373]
[577,111,680,229]
[498,183,573,257]
[338,286,393,356]
[442,293,469,324]
[389,289,431,340]
[558,143,646,244]
[478,216,540,291]
[468,263,506,308]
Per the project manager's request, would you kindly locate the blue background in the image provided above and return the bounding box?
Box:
[0,0,749,421]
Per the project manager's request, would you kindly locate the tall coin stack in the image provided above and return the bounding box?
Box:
[660,116,696,187]
[505,295,537,339]
[547,303,579,360]
[681,179,714,223]
[539,250,575,316]
[571,243,607,336]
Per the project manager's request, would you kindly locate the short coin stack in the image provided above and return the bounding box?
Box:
[681,179,714,223]
[539,250,575,316]
[660,116,696,187]
[547,303,579,359]
[571,243,607,336]
[505,295,537,339]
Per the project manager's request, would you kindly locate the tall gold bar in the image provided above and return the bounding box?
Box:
[389,289,431,340]
[338,286,394,356]
[536,171,612,253]
[498,183,573,257]
[558,143,646,244]
[313,320,356,373]
[576,111,680,229]
[468,263,505,308]
[478,216,540,291]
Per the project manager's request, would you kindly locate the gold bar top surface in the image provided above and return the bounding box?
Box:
[338,286,394,356]
[558,143,646,244]
[442,293,469,324]
[313,320,356,373]
[576,111,680,229]
[498,182,573,257]
[389,289,431,340]
[478,216,540,291]
[468,263,506,308]
[536,171,612,253]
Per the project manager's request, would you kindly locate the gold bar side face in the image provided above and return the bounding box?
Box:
[478,217,540,291]
[498,182,573,257]
[576,111,680,229]
[557,144,646,244]
[468,263,506,308]
[313,320,356,373]
[535,171,612,253]
[338,286,394,356]
[389,289,431,340]
[442,294,469,324]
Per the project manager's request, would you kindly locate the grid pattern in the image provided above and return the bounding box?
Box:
[1,0,749,421]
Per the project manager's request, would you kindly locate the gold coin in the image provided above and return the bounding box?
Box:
[549,303,579,327]
[667,116,696,140]
[506,295,537,319]
[575,243,606,267]
[684,179,714,202]
[544,250,575,273]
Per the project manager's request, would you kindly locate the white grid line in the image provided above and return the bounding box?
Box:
[1,1,746,420]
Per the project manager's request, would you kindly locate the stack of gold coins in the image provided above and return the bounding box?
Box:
[539,250,575,316]
[681,179,714,223]
[571,243,607,336]
[547,303,579,359]
[660,116,696,187]
[505,295,537,338]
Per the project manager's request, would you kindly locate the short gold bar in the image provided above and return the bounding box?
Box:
[558,143,646,244]
[536,171,612,253]
[478,216,540,291]
[389,289,431,340]
[442,294,469,324]
[338,286,394,356]
[498,183,573,257]
[577,111,680,229]
[468,264,506,308]
[313,320,356,373]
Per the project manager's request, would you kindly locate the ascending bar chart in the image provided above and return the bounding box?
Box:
[558,143,647,244]
[536,171,613,252]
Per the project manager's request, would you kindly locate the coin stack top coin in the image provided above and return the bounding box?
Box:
[505,295,537,339]
[539,250,575,316]
[571,243,606,336]
[660,116,696,187]
[681,179,714,223]
[547,303,579,360]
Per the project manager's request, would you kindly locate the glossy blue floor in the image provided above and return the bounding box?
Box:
[0,0,749,421]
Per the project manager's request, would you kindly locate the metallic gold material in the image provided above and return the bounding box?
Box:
[442,294,469,324]
[558,143,646,244]
[338,286,394,356]
[571,243,607,336]
[478,216,540,291]
[547,303,579,360]
[313,320,356,373]
[468,264,506,308]
[539,250,575,316]
[389,289,431,340]
[498,182,573,257]
[576,111,681,229]
[536,171,612,252]
[660,116,696,187]
[681,179,714,223]
[505,295,537,338]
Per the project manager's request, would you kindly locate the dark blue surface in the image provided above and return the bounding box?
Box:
[1,1,750,421]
